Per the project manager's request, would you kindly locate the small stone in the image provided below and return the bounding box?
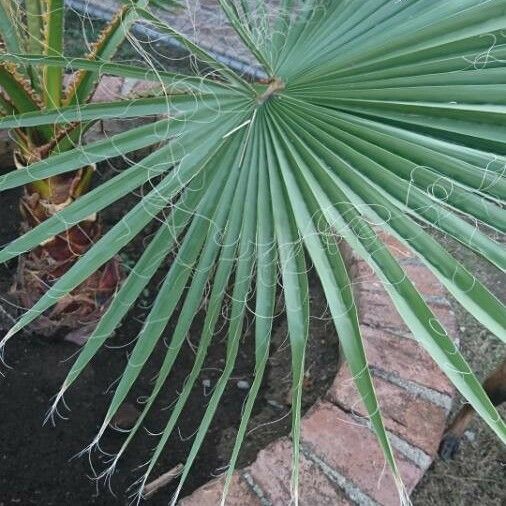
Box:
[267,399,285,410]
[464,430,476,442]
[236,380,250,390]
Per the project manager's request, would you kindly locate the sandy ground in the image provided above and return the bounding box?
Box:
[412,235,505,506]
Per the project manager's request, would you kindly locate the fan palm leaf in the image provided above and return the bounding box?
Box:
[1,1,505,503]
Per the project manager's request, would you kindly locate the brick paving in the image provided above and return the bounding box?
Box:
[328,366,446,457]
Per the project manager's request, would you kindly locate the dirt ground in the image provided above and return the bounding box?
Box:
[412,234,506,506]
[0,184,339,505]
[0,18,341,503]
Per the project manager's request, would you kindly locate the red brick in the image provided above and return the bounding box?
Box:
[356,263,458,344]
[354,260,384,292]
[430,304,459,340]
[92,75,124,102]
[356,261,445,300]
[353,325,453,396]
[179,472,260,506]
[376,231,416,260]
[327,365,447,456]
[120,77,139,96]
[302,402,423,505]
[355,236,450,292]
[403,263,445,298]
[132,79,159,96]
[336,239,360,280]
[358,287,407,330]
[358,286,456,337]
[53,73,124,102]
[248,438,351,506]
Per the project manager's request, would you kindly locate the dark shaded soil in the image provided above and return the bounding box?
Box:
[0,184,339,505]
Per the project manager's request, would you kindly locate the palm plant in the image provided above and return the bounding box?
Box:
[1,0,505,503]
[0,0,178,337]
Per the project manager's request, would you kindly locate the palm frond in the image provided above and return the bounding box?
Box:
[63,0,149,106]
[1,2,505,504]
[43,0,64,107]
[0,0,23,55]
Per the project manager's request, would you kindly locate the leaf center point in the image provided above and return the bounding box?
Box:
[257,78,285,104]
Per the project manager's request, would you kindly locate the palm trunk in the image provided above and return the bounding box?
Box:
[11,157,121,341]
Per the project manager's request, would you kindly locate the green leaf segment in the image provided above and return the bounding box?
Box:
[0,1,505,504]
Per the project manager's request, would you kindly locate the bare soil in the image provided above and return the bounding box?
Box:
[0,179,339,505]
